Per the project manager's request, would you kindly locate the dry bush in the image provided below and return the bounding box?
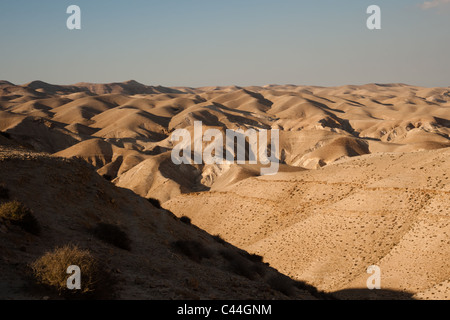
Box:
[147,198,162,209]
[245,252,264,263]
[267,274,296,297]
[179,216,192,225]
[102,174,113,181]
[212,234,226,245]
[172,240,213,263]
[92,222,131,251]
[219,249,264,280]
[0,131,11,139]
[267,274,335,299]
[31,245,111,297]
[0,200,40,235]
[0,185,9,201]
[292,280,336,300]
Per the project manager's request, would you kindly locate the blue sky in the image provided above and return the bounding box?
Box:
[0,0,449,87]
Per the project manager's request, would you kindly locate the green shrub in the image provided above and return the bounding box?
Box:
[0,200,40,235]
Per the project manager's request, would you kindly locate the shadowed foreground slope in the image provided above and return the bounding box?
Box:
[0,146,324,300]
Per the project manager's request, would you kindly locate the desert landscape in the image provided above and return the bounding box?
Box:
[0,80,449,299]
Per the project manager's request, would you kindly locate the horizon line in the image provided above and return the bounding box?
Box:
[2,79,449,90]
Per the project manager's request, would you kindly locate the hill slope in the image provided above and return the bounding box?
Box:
[1,81,449,201]
[0,146,320,300]
[165,148,450,300]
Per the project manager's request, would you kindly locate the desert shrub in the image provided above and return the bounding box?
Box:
[0,131,11,139]
[245,252,264,263]
[267,274,296,297]
[252,262,267,277]
[172,240,212,263]
[164,209,179,220]
[292,280,336,300]
[220,249,262,280]
[0,200,40,235]
[92,223,131,251]
[147,198,162,209]
[179,216,192,225]
[102,174,113,181]
[0,185,9,201]
[31,245,111,298]
[212,234,226,245]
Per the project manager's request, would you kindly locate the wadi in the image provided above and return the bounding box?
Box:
[170,121,280,175]
[0,80,449,299]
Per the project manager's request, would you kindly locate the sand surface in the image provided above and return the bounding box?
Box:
[1,80,449,299]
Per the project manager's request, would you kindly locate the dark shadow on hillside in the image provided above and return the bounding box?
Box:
[332,288,415,300]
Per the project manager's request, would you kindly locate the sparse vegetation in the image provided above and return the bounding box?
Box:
[212,234,226,245]
[0,185,9,201]
[267,274,296,297]
[292,280,336,300]
[0,200,40,235]
[0,131,11,139]
[92,222,131,251]
[219,249,264,280]
[179,216,192,225]
[165,209,180,220]
[31,245,111,298]
[147,198,162,209]
[245,252,264,263]
[172,240,212,263]
[102,174,113,181]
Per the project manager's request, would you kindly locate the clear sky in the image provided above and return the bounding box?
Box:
[1,0,449,87]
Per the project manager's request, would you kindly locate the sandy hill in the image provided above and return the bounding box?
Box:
[165,148,450,300]
[1,81,449,299]
[0,144,322,300]
[1,81,449,190]
[1,80,448,197]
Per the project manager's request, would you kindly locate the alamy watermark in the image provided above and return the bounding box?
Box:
[66,265,81,290]
[367,5,381,30]
[170,121,280,176]
[66,5,81,30]
[66,5,381,31]
[367,265,381,290]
